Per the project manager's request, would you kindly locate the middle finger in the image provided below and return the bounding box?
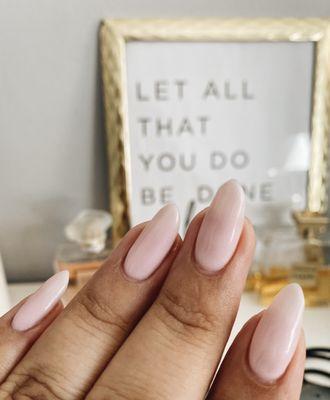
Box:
[89,180,255,400]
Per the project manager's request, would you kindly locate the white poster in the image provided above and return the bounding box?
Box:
[125,41,314,232]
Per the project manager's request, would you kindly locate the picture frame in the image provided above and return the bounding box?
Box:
[99,18,330,244]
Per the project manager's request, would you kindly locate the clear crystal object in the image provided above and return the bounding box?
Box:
[65,209,112,253]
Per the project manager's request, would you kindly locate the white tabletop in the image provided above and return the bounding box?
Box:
[8,282,330,349]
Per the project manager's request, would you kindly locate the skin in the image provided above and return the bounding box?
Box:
[0,212,305,400]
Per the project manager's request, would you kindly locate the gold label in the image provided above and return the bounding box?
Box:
[291,263,317,288]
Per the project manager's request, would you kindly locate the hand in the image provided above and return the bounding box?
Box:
[0,181,305,399]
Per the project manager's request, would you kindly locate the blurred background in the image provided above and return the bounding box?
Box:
[1,5,330,395]
[0,0,329,283]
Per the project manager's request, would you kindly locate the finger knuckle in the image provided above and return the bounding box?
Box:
[154,287,218,342]
[74,289,130,337]
[0,367,64,400]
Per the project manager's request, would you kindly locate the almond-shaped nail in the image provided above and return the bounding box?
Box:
[249,283,305,383]
[124,204,180,281]
[195,179,245,272]
[12,271,69,331]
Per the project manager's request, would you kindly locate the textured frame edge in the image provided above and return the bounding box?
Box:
[308,28,330,213]
[100,18,330,244]
[100,22,131,244]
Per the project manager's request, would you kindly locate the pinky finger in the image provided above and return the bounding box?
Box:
[0,271,68,383]
[208,284,306,400]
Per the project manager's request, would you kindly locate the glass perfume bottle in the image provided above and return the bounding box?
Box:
[292,211,330,306]
[54,210,112,290]
[246,193,303,294]
[245,132,310,292]
[258,211,330,306]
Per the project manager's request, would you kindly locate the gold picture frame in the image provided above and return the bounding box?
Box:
[100,18,330,244]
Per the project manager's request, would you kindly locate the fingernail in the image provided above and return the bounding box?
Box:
[195,179,245,272]
[249,284,305,383]
[124,204,180,281]
[12,271,69,331]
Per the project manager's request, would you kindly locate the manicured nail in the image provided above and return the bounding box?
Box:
[12,271,69,331]
[195,179,245,272]
[124,204,179,281]
[249,284,305,383]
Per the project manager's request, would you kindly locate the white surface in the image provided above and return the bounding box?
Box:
[126,41,313,234]
[7,283,330,349]
[0,254,10,315]
[1,2,330,283]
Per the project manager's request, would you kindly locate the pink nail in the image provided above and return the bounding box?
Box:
[124,204,179,281]
[12,271,69,331]
[249,284,305,383]
[195,180,245,272]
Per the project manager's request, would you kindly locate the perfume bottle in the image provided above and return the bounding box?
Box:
[246,197,302,294]
[54,210,112,293]
[292,211,330,306]
[259,211,330,306]
[247,131,322,300]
